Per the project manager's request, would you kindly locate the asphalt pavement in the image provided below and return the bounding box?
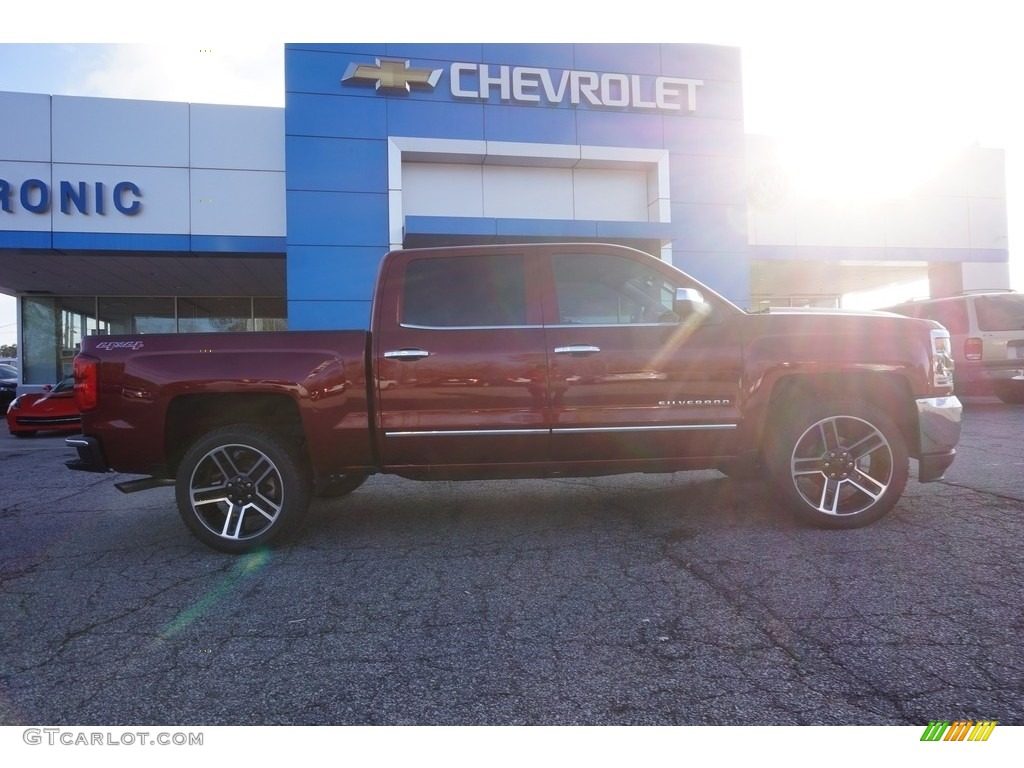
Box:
[0,397,1022,727]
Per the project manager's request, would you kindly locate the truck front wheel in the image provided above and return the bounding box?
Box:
[766,399,909,529]
[175,425,312,553]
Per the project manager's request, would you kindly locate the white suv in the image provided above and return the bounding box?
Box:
[882,291,1024,403]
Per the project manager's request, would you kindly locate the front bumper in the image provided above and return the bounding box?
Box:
[915,396,963,482]
[17,415,81,427]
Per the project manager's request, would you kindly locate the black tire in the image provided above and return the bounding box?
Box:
[316,473,369,498]
[765,399,909,529]
[993,381,1024,405]
[175,425,313,553]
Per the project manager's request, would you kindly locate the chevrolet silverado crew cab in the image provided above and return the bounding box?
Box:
[66,243,963,553]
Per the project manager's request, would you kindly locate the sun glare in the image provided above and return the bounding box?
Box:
[842,278,930,310]
[778,134,956,202]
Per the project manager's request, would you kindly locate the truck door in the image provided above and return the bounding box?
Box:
[541,246,743,466]
[374,248,550,471]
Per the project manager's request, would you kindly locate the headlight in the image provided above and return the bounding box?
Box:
[7,396,20,413]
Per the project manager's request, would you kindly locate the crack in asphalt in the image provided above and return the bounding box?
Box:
[938,478,1024,504]
[3,429,1023,725]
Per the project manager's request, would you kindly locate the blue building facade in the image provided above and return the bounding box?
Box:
[0,43,1009,386]
[284,43,750,330]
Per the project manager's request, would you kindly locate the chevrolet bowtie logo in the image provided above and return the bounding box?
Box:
[341,58,442,93]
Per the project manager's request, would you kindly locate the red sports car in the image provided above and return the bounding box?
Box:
[6,376,81,437]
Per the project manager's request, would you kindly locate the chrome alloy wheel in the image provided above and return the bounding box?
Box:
[789,414,894,517]
[187,442,286,542]
[176,425,312,552]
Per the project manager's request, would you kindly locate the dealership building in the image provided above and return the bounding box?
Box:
[0,43,1011,387]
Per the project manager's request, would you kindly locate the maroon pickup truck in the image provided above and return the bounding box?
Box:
[66,243,962,552]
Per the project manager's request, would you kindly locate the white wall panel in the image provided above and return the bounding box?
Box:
[795,199,886,248]
[388,189,404,248]
[52,96,189,167]
[0,92,51,162]
[191,104,285,171]
[885,197,969,249]
[482,166,574,219]
[190,169,286,236]
[395,139,665,225]
[403,162,653,222]
[572,168,647,221]
[51,164,189,234]
[968,196,1009,250]
[402,164,484,217]
[649,197,670,224]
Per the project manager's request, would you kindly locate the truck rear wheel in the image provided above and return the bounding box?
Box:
[175,425,312,553]
[766,399,908,529]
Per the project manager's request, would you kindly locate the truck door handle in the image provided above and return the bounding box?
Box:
[554,345,601,356]
[384,348,431,361]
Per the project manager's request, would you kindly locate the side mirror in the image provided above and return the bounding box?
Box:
[674,287,712,320]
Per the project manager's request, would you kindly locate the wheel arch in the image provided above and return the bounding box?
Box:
[165,393,306,476]
[763,372,922,457]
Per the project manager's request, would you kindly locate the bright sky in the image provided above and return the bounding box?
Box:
[2,0,1023,347]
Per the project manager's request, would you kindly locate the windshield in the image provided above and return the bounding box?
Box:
[975,294,1024,332]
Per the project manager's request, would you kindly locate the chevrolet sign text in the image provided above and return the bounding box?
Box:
[450,63,702,111]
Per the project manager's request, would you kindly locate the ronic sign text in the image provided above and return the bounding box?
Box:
[0,179,142,216]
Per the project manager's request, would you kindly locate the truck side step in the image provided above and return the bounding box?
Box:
[115,477,176,494]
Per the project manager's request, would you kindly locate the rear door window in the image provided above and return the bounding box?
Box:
[401,253,528,328]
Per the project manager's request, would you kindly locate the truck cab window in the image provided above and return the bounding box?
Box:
[401,254,528,328]
[552,252,679,325]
